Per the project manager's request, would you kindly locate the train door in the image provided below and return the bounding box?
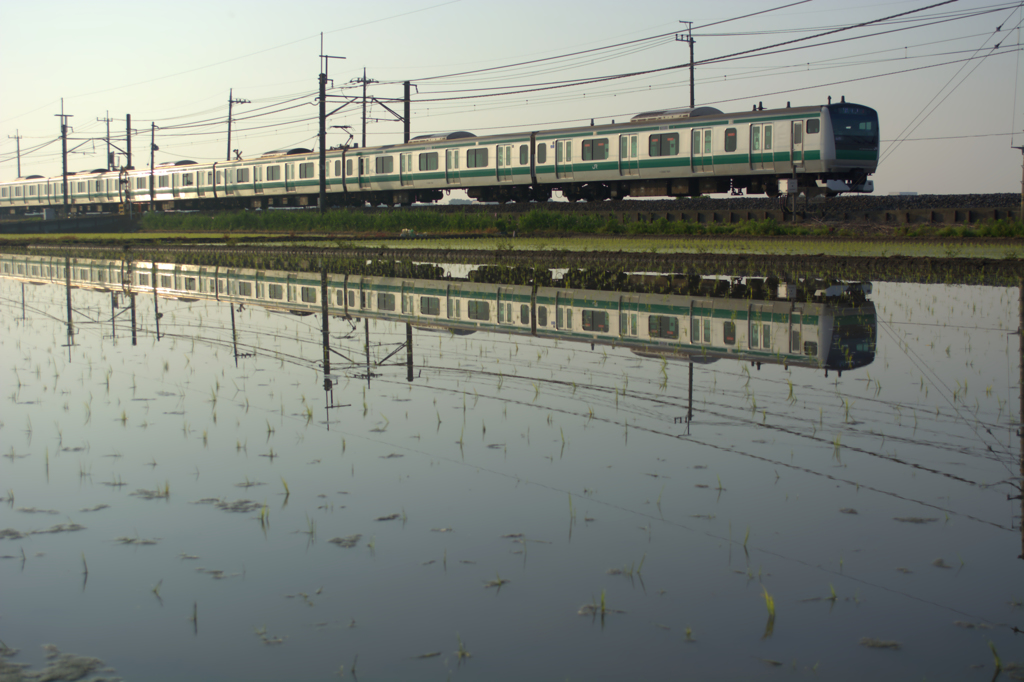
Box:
[748,304,771,351]
[619,295,639,338]
[790,121,804,170]
[254,166,263,194]
[445,149,461,185]
[790,310,803,354]
[749,125,765,171]
[172,173,180,198]
[555,139,573,180]
[691,128,713,172]
[285,163,296,192]
[400,153,413,187]
[496,145,513,182]
[618,134,639,176]
[401,280,415,315]
[446,284,461,319]
[357,157,370,189]
[556,291,574,330]
[497,287,514,325]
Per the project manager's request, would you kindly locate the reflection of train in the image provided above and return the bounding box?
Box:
[0,101,878,214]
[0,254,876,371]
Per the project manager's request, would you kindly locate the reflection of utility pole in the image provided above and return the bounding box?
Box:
[21,282,25,321]
[406,323,414,382]
[321,267,331,386]
[686,361,694,434]
[230,303,239,367]
[675,21,696,108]
[365,317,371,388]
[153,264,161,341]
[1018,279,1023,560]
[110,293,117,339]
[130,293,137,346]
[64,256,74,357]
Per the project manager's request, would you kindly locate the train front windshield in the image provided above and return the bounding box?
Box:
[826,306,877,370]
[828,104,879,152]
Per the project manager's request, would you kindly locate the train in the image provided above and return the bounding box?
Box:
[0,99,878,215]
[0,253,876,372]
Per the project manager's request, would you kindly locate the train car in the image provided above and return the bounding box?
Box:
[1,99,877,215]
[1,253,876,372]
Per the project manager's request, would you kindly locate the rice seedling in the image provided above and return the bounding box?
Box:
[762,587,776,639]
[988,642,1001,672]
[281,477,290,498]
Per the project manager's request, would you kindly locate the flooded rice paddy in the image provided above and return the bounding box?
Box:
[1,257,1022,681]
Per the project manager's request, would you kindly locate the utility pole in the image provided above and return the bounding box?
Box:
[404,81,411,143]
[7,130,21,177]
[351,68,377,148]
[226,89,250,161]
[675,21,696,108]
[126,114,132,169]
[149,123,157,212]
[1014,138,1024,221]
[318,35,346,214]
[97,111,113,169]
[55,100,72,218]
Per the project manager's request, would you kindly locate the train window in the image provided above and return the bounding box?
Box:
[184,277,197,292]
[285,164,294,180]
[519,145,528,165]
[536,143,547,164]
[0,188,6,198]
[347,291,356,307]
[521,304,529,323]
[792,123,803,145]
[334,160,341,176]
[374,157,393,174]
[791,330,801,351]
[264,284,282,300]
[804,341,818,356]
[28,186,36,196]
[420,296,440,316]
[238,168,250,182]
[467,300,490,321]
[582,310,609,332]
[77,182,86,193]
[267,166,281,181]
[724,128,737,153]
[691,317,711,343]
[137,273,150,286]
[377,293,396,311]
[466,148,489,168]
[806,119,819,134]
[298,163,314,179]
[346,159,353,176]
[158,176,170,188]
[238,281,252,297]
[537,306,547,326]
[181,173,193,186]
[648,315,678,339]
[582,138,609,161]
[159,274,172,288]
[300,287,317,303]
[723,321,736,346]
[419,152,438,171]
[648,133,679,157]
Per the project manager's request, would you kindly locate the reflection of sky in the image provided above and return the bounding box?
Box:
[0,278,1021,681]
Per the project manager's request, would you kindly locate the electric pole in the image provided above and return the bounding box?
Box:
[351,68,377,148]
[1014,138,1024,222]
[55,100,72,218]
[676,21,696,108]
[317,35,346,214]
[97,111,113,169]
[226,89,250,161]
[126,114,132,169]
[150,123,157,212]
[404,81,411,143]
[7,130,21,177]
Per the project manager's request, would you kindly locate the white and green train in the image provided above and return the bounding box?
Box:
[1,253,876,372]
[0,100,877,215]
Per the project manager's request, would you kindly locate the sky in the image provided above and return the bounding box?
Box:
[1,0,1022,196]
